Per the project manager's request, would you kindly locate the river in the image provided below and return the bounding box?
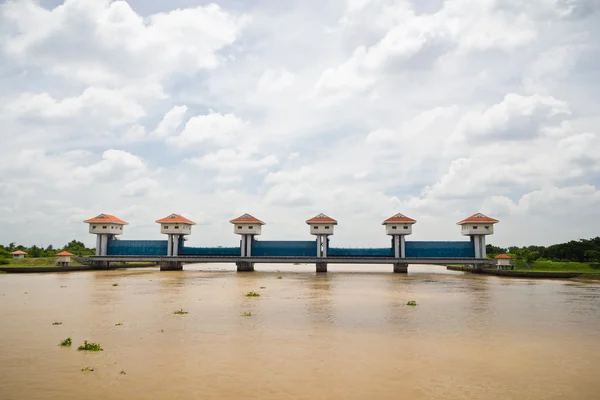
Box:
[0,264,599,400]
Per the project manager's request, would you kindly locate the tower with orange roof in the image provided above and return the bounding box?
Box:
[84,213,128,256]
[457,213,499,259]
[230,214,265,257]
[156,213,196,256]
[382,213,416,259]
[306,213,337,258]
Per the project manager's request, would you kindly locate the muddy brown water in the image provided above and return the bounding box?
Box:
[1,264,599,400]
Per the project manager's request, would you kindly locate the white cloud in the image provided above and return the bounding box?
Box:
[168,112,246,147]
[153,106,188,138]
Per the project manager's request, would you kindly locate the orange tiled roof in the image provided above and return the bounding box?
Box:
[306,213,337,224]
[230,213,265,225]
[10,250,27,255]
[56,251,75,257]
[155,213,196,225]
[382,213,416,225]
[456,213,499,225]
[84,213,128,225]
[495,254,513,259]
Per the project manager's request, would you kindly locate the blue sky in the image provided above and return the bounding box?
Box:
[0,0,599,248]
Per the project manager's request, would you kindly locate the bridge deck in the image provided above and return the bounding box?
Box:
[88,256,489,265]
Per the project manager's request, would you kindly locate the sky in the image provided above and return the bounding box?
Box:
[0,0,599,249]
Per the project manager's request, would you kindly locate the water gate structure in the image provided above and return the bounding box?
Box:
[84,212,499,273]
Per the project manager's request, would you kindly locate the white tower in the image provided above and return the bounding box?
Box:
[457,213,499,259]
[84,213,128,256]
[382,213,416,258]
[306,213,337,258]
[230,214,264,257]
[156,213,196,257]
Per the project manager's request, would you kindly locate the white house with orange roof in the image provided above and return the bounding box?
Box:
[306,213,337,258]
[457,213,499,259]
[495,254,513,269]
[230,214,265,257]
[382,213,416,258]
[84,213,128,256]
[56,251,75,267]
[156,213,196,256]
[10,250,27,259]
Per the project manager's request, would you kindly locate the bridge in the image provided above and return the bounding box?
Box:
[83,212,499,273]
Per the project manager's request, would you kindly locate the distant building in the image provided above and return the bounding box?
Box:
[306,213,337,257]
[382,213,416,258]
[230,214,265,256]
[10,250,27,259]
[56,251,75,267]
[84,213,128,256]
[495,254,513,270]
[457,213,499,259]
[155,213,196,256]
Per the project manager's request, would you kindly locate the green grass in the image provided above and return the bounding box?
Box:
[77,341,103,351]
[516,260,599,273]
[245,291,260,297]
[59,337,72,347]
[1,257,84,267]
[173,309,188,315]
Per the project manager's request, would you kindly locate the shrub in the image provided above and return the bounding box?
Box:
[59,337,72,347]
[77,341,103,351]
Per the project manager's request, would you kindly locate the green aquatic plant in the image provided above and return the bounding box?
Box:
[260,286,266,289]
[115,322,123,326]
[59,337,72,347]
[406,301,417,306]
[80,367,94,372]
[112,283,119,287]
[52,321,63,325]
[242,312,252,317]
[277,276,282,279]
[77,341,103,351]
[120,370,127,375]
[245,291,260,297]
[173,309,188,315]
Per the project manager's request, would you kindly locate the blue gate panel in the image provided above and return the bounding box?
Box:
[405,241,475,258]
[180,246,240,256]
[107,240,168,256]
[328,247,394,257]
[252,240,317,257]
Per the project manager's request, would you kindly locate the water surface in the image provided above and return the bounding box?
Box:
[1,264,599,399]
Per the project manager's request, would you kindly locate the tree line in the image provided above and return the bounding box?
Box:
[0,240,95,259]
[486,237,600,263]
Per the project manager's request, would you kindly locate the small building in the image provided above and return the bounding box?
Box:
[230,214,265,257]
[84,213,128,256]
[495,254,514,270]
[382,213,416,258]
[306,213,337,258]
[457,213,499,259]
[56,251,75,267]
[10,250,27,259]
[155,213,196,256]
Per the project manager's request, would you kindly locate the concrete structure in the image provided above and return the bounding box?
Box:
[84,213,128,256]
[56,251,74,267]
[382,213,416,261]
[10,250,27,259]
[155,213,195,257]
[457,213,499,259]
[307,213,337,273]
[230,214,264,271]
[495,254,514,270]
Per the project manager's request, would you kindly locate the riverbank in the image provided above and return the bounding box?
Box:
[0,257,157,273]
[447,260,600,280]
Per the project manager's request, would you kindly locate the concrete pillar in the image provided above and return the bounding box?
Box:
[167,235,172,256]
[400,235,406,258]
[394,236,400,258]
[472,235,480,258]
[101,234,108,256]
[160,261,183,271]
[480,235,486,259]
[322,236,328,257]
[173,235,179,256]
[236,261,254,272]
[246,235,252,257]
[96,235,101,256]
[316,236,322,257]
[240,236,246,256]
[393,263,408,273]
[316,262,327,273]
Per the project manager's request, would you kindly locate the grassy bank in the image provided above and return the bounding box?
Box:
[0,257,84,268]
[515,260,600,273]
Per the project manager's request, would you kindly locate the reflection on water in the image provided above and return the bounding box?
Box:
[1,264,599,400]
